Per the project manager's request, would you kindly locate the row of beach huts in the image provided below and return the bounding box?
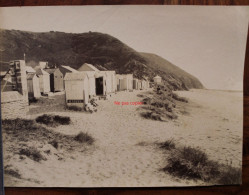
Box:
[1,60,162,109]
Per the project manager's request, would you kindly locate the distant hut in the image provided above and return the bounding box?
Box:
[44,68,64,92]
[116,74,133,91]
[137,80,142,90]
[153,75,162,84]
[25,66,41,99]
[27,74,41,99]
[78,63,99,72]
[38,61,49,69]
[64,72,89,108]
[133,79,139,90]
[34,67,50,94]
[141,79,148,90]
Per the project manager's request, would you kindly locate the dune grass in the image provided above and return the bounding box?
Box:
[4,168,22,179]
[141,90,181,121]
[157,139,242,185]
[19,147,47,162]
[2,118,94,158]
[36,114,71,127]
[74,132,95,145]
[157,139,176,150]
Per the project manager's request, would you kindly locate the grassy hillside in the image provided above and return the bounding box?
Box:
[0,29,203,90]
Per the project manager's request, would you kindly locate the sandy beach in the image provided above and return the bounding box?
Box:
[3,89,243,187]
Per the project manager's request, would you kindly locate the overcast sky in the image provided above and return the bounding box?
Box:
[0,6,248,90]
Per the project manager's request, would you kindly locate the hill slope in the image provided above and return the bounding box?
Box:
[0,29,203,90]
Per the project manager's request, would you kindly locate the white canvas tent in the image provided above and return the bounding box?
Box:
[64,72,89,108]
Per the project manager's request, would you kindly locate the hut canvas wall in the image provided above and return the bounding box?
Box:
[86,72,96,97]
[105,72,112,94]
[33,75,41,98]
[127,74,133,90]
[42,73,50,93]
[111,71,117,92]
[133,79,138,90]
[27,74,41,99]
[53,69,64,92]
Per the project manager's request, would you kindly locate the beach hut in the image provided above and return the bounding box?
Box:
[35,67,50,94]
[27,74,41,99]
[25,66,41,99]
[44,68,64,92]
[141,79,148,90]
[78,63,99,72]
[153,75,162,84]
[116,74,133,91]
[39,61,49,69]
[64,72,89,108]
[133,79,139,90]
[137,80,142,90]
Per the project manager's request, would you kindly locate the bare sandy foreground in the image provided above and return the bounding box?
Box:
[3,89,243,187]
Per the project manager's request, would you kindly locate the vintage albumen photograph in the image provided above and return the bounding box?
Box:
[0,6,248,187]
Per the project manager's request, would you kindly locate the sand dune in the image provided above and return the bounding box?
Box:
[3,89,243,187]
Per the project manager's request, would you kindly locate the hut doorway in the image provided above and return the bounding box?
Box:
[50,73,55,92]
[96,77,104,95]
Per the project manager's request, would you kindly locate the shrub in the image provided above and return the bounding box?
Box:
[36,114,71,127]
[19,147,46,162]
[74,132,94,145]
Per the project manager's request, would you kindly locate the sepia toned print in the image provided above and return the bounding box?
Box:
[0,6,248,187]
